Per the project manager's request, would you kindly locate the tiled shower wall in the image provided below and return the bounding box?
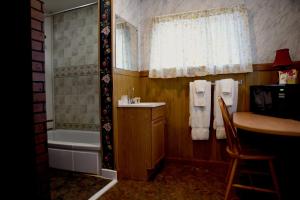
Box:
[53,4,99,131]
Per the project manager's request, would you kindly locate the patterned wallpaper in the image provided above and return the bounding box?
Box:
[53,5,100,131]
[100,0,114,169]
[115,0,140,28]
[139,0,300,70]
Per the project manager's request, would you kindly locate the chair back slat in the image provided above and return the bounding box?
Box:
[217,96,241,155]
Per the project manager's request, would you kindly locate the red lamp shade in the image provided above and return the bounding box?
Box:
[273,48,293,67]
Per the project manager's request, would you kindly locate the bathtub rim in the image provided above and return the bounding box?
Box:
[47,129,101,151]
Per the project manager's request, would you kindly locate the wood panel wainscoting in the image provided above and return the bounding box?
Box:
[141,73,246,163]
[113,61,300,168]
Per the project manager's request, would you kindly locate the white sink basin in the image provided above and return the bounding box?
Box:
[118,102,166,108]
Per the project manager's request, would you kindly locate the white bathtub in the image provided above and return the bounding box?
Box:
[47,129,101,174]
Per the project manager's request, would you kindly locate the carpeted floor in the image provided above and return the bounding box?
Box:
[50,169,111,200]
[99,163,227,200]
[98,163,278,200]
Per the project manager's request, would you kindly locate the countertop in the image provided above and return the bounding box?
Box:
[117,102,166,108]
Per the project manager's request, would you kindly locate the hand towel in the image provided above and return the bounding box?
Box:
[194,80,206,93]
[220,79,233,93]
[189,81,211,140]
[191,128,210,140]
[220,79,234,106]
[216,127,226,139]
[213,80,238,139]
[193,80,207,106]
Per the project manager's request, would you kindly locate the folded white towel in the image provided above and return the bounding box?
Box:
[220,79,233,94]
[216,127,226,139]
[190,116,210,127]
[221,93,233,106]
[194,80,206,93]
[189,81,211,140]
[220,79,234,106]
[193,80,208,106]
[191,128,210,140]
[213,80,238,139]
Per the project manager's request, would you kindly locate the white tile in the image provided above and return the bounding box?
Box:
[48,148,56,168]
[73,151,99,174]
[48,148,73,171]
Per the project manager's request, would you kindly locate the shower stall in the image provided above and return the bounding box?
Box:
[44,2,102,174]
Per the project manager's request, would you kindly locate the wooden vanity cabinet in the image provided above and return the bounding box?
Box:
[117,105,165,180]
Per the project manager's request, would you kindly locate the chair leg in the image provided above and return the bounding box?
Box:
[268,160,281,200]
[226,159,234,183]
[225,158,238,200]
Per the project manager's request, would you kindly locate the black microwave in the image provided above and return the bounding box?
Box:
[250,84,300,121]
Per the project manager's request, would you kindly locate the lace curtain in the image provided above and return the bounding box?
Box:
[149,5,253,78]
[116,23,132,70]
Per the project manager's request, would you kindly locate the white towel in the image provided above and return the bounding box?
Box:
[189,82,211,140]
[216,127,226,140]
[191,128,210,140]
[193,80,207,106]
[213,80,238,139]
[220,79,234,106]
[194,80,206,93]
[220,79,233,93]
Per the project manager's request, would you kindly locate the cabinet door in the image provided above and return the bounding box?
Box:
[151,118,165,167]
[117,108,152,180]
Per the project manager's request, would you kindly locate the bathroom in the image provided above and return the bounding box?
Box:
[8,0,300,199]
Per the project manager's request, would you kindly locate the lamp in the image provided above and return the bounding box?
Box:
[273,49,297,84]
[273,48,293,68]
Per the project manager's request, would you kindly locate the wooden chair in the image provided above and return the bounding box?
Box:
[217,96,280,200]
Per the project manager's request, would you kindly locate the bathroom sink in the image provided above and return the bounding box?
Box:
[118,102,166,107]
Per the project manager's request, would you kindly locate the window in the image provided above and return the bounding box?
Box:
[149,5,253,78]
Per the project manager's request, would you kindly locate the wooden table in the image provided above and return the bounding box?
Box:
[233,112,300,137]
[233,112,300,199]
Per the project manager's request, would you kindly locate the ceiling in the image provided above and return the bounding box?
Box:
[43,0,97,14]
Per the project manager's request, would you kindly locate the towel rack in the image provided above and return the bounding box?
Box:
[211,80,243,85]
